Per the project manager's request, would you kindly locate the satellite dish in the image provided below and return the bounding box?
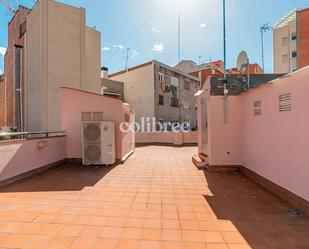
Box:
[237,51,249,73]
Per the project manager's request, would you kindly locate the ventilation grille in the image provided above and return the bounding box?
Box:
[81,112,92,121]
[279,93,292,112]
[93,112,104,121]
[253,100,262,116]
[81,112,104,121]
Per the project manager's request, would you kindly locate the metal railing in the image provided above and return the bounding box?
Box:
[0,131,65,140]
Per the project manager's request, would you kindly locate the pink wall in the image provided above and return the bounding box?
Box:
[0,136,66,182]
[207,96,243,166]
[204,67,309,201]
[136,131,197,145]
[61,87,134,161]
[241,69,309,201]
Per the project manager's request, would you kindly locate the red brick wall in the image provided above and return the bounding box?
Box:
[1,6,29,128]
[0,77,4,127]
[299,8,309,69]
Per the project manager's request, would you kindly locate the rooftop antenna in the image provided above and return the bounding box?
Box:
[0,0,16,14]
[125,48,130,70]
[260,23,273,71]
[198,56,202,65]
[178,14,181,63]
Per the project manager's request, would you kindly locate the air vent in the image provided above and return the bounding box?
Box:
[253,100,262,116]
[93,112,104,121]
[279,93,292,112]
[81,112,92,121]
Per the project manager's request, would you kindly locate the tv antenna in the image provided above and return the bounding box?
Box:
[260,23,273,71]
[0,0,16,14]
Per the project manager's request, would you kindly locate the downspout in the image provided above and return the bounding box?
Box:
[223,0,228,123]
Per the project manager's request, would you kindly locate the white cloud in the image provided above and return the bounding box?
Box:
[152,26,163,34]
[128,48,138,58]
[113,44,124,50]
[102,47,111,51]
[200,23,206,28]
[0,69,2,74]
[0,47,6,57]
[152,43,165,53]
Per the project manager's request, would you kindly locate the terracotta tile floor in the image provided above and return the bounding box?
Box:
[0,145,308,249]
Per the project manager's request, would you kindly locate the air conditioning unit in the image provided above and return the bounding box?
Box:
[82,121,115,165]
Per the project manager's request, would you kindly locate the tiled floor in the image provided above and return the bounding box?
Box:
[0,145,308,249]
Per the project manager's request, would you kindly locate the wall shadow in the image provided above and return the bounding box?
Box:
[0,163,119,192]
[203,170,309,248]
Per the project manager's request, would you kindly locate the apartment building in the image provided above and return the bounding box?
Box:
[0,0,101,131]
[109,60,200,129]
[175,59,263,87]
[273,8,309,74]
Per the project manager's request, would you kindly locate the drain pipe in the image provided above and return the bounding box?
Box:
[223,0,228,123]
[247,58,250,89]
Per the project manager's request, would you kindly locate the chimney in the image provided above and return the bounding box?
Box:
[101,67,108,78]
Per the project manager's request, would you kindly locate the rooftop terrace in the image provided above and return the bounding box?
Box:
[0,146,308,249]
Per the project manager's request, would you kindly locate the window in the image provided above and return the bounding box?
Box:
[291,32,297,41]
[184,81,190,90]
[282,54,288,63]
[159,95,164,105]
[291,51,297,58]
[171,97,179,107]
[159,73,165,82]
[281,37,288,46]
[170,76,179,87]
[19,21,26,37]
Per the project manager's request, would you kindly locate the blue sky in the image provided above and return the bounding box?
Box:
[0,0,308,74]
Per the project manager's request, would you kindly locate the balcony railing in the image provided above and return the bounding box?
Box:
[0,131,65,140]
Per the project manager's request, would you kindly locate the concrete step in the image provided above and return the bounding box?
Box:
[199,153,208,163]
[192,155,207,170]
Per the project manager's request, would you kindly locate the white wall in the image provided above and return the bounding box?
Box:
[110,63,155,124]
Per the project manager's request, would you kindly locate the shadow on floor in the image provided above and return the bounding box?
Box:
[203,170,309,248]
[0,163,118,193]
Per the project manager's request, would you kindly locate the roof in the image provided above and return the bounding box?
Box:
[60,87,124,103]
[274,9,300,28]
[109,60,200,81]
[109,61,153,78]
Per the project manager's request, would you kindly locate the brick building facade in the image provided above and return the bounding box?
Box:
[298,8,309,69]
[0,6,30,129]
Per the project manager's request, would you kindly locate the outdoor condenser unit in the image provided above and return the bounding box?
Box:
[82,121,115,165]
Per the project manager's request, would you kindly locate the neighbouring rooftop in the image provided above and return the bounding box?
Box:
[0,146,308,249]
